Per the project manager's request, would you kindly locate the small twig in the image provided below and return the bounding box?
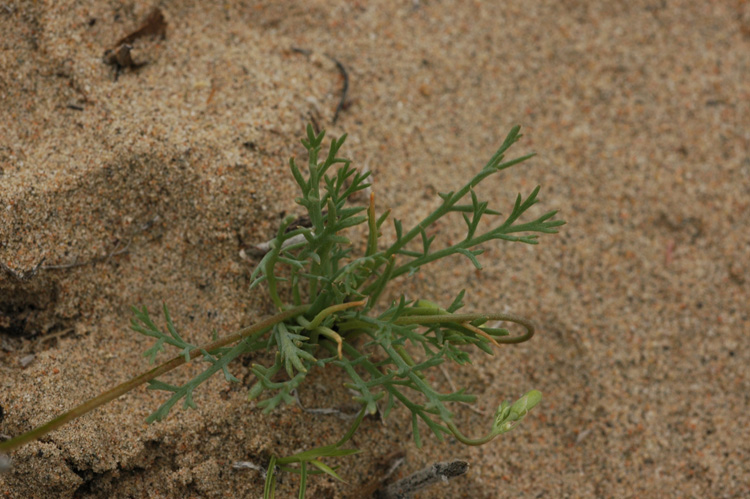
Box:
[290,47,312,56]
[376,460,469,499]
[5,214,157,276]
[38,259,83,271]
[0,258,46,281]
[32,327,74,351]
[232,460,267,476]
[325,54,349,124]
[103,8,166,79]
[246,212,322,256]
[2,212,157,279]
[381,453,406,482]
[105,238,132,264]
[290,48,350,124]
[291,389,360,420]
[358,450,407,498]
[41,239,130,271]
[250,233,306,257]
[233,458,283,488]
[439,364,457,392]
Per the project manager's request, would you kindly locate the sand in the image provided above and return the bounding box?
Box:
[1,1,749,497]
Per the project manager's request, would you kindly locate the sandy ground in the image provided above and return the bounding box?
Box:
[1,1,749,497]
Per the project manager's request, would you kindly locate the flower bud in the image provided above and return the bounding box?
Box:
[509,390,542,421]
[493,390,542,434]
[494,400,511,427]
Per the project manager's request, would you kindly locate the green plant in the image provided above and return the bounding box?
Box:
[0,125,563,497]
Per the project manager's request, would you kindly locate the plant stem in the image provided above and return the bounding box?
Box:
[393,312,535,344]
[0,305,308,454]
[382,149,531,260]
[446,422,497,446]
[376,459,469,498]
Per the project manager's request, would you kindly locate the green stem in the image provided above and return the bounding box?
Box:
[0,305,309,454]
[394,312,535,344]
[304,300,366,330]
[333,406,367,449]
[382,133,530,260]
[446,422,497,446]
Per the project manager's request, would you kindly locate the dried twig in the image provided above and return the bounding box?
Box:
[41,239,131,271]
[289,47,350,124]
[325,54,349,124]
[0,258,45,282]
[1,215,157,280]
[233,460,267,476]
[244,212,321,257]
[357,450,407,498]
[248,233,306,257]
[376,460,469,498]
[103,8,166,78]
[33,327,74,350]
[291,389,360,420]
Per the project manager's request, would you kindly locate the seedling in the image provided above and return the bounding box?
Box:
[0,125,563,497]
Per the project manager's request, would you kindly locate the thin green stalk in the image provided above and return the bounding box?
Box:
[298,462,307,499]
[382,136,531,259]
[393,312,535,344]
[446,422,496,446]
[304,300,367,330]
[0,305,308,453]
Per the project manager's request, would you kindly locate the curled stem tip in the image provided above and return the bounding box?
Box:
[447,390,542,446]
